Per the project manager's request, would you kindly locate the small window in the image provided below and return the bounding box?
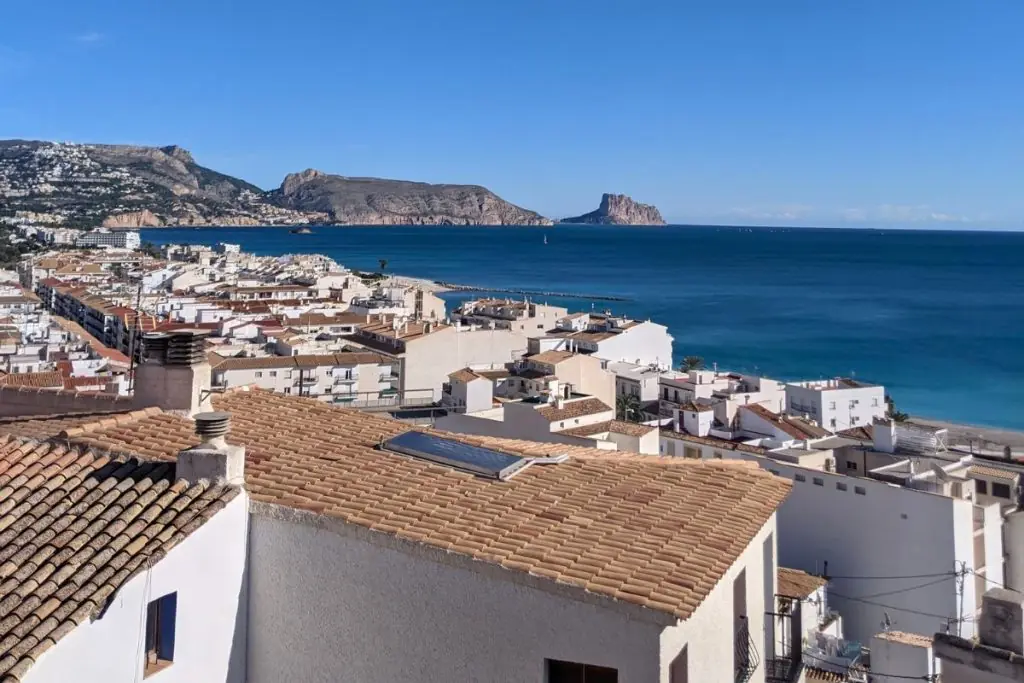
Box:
[546,659,618,683]
[977,480,988,495]
[830,418,837,429]
[813,477,824,486]
[269,370,277,377]
[255,371,263,378]
[829,401,836,410]
[836,482,847,491]
[284,387,291,394]
[144,592,176,677]
[847,461,857,471]
[993,483,1012,499]
[855,486,866,495]
[794,473,806,482]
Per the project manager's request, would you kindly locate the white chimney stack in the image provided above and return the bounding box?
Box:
[177,412,245,486]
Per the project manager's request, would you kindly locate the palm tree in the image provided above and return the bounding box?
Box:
[680,355,705,372]
[885,394,909,422]
[616,393,642,423]
[378,258,388,276]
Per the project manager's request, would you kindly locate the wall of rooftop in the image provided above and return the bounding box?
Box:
[0,386,134,418]
[23,494,249,683]
[246,507,667,683]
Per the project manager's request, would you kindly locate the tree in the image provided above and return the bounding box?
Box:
[680,355,705,372]
[139,241,162,259]
[378,258,388,275]
[616,393,642,423]
[885,394,909,422]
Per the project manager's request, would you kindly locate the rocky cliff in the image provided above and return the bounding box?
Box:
[266,169,553,225]
[559,193,665,225]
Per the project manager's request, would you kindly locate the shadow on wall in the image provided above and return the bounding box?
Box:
[226,512,250,683]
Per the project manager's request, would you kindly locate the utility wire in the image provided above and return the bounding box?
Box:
[800,650,935,681]
[842,575,954,601]
[823,571,954,580]
[828,589,967,622]
[967,568,1024,596]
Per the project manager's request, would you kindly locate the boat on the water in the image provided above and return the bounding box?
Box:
[290,227,313,235]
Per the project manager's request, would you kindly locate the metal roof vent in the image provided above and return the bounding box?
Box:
[165,330,211,366]
[142,332,170,364]
[194,411,230,443]
[381,431,564,481]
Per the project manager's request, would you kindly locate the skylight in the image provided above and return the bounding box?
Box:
[382,431,529,480]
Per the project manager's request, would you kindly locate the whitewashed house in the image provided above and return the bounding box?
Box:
[785,379,886,432]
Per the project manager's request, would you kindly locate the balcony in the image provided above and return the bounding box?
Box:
[379,373,399,382]
[735,617,761,683]
[294,376,318,385]
[334,375,357,384]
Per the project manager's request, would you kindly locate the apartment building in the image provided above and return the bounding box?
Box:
[0,343,793,683]
[659,412,1004,646]
[506,349,616,406]
[210,351,398,404]
[538,311,674,369]
[609,360,664,402]
[74,228,141,250]
[455,297,569,334]
[659,370,787,428]
[352,318,526,401]
[785,378,886,432]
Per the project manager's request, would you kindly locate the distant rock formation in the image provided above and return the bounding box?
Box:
[102,209,163,228]
[559,193,665,225]
[266,169,553,226]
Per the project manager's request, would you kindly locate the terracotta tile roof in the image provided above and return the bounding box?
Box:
[60,390,791,621]
[837,425,873,442]
[805,667,845,683]
[0,435,239,682]
[777,567,827,599]
[0,373,66,390]
[873,630,934,648]
[535,398,613,423]
[475,369,511,381]
[0,410,154,441]
[448,368,487,383]
[743,404,814,440]
[559,420,658,438]
[527,350,575,365]
[678,402,715,414]
[967,464,1019,483]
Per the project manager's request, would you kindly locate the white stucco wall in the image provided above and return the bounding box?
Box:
[247,506,672,683]
[870,637,936,683]
[23,494,249,683]
[594,322,673,369]
[659,515,776,683]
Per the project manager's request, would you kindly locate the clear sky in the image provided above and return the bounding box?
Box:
[1,0,1022,228]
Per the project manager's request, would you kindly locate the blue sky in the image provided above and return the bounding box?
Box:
[1,0,1022,228]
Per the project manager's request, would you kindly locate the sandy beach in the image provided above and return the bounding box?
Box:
[913,416,1024,456]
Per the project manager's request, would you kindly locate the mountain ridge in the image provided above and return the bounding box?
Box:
[0,140,553,228]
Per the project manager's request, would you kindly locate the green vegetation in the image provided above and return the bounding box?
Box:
[378,258,388,275]
[615,393,642,423]
[139,241,163,259]
[0,228,40,269]
[680,355,705,372]
[885,394,909,422]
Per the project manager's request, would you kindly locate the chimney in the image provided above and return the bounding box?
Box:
[134,329,213,416]
[177,412,245,486]
[979,588,1024,654]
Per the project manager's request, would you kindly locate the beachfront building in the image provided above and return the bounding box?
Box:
[785,378,886,432]
[0,338,793,683]
[658,369,787,428]
[74,228,141,250]
[659,409,1004,646]
[454,298,569,334]
[534,310,673,369]
[210,351,399,405]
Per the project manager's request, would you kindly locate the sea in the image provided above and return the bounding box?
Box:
[142,225,1024,430]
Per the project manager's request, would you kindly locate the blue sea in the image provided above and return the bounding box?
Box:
[143,225,1024,430]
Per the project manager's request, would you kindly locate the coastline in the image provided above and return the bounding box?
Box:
[912,417,1024,454]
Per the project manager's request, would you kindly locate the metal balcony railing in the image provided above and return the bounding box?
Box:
[735,617,761,683]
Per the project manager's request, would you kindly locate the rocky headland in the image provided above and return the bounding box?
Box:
[559,193,665,225]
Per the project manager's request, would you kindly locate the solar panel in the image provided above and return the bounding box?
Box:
[383,431,528,480]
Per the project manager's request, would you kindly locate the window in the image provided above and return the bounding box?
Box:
[977,480,988,495]
[830,418,837,429]
[829,401,836,410]
[546,659,618,683]
[854,486,866,495]
[872,398,879,407]
[284,387,291,394]
[847,461,858,471]
[285,371,292,379]
[794,473,806,482]
[144,592,176,677]
[684,446,700,459]
[255,371,263,378]
[714,452,724,459]
[670,646,688,683]
[993,483,1012,499]
[813,477,824,486]
[836,482,848,491]
[270,371,277,377]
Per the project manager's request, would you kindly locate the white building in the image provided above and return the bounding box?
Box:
[0,360,794,683]
[538,311,673,369]
[934,588,1024,683]
[74,228,141,250]
[785,378,886,432]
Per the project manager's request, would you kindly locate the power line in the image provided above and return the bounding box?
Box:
[801,651,935,681]
[828,589,967,622]
[844,575,954,601]
[824,571,954,580]
[967,568,1024,596]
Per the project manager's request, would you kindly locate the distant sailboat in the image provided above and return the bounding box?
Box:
[543,234,548,245]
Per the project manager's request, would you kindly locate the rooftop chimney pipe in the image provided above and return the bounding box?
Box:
[177,412,245,486]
